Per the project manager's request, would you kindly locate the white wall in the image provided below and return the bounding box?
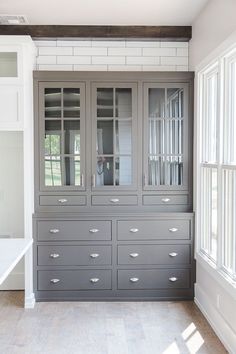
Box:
[189,0,236,69]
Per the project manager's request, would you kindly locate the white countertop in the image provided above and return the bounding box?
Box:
[0,239,33,285]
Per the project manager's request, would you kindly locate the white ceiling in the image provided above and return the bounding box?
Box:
[0,0,209,25]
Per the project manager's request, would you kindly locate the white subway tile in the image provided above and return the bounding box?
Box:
[161,56,188,66]
[36,56,57,65]
[108,65,142,71]
[177,48,188,57]
[38,47,73,55]
[142,48,176,57]
[38,64,73,71]
[57,40,92,47]
[108,47,141,56]
[176,66,189,71]
[126,56,160,65]
[74,65,108,71]
[74,47,107,56]
[92,40,125,47]
[34,40,57,47]
[142,65,176,71]
[57,56,91,64]
[126,41,160,48]
[161,41,188,48]
[92,56,125,64]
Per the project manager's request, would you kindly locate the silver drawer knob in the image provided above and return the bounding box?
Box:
[58,198,68,203]
[90,253,100,258]
[169,277,178,282]
[89,229,99,233]
[169,252,178,257]
[50,253,60,258]
[130,277,139,283]
[162,198,170,203]
[110,198,120,203]
[169,228,178,232]
[50,278,60,284]
[130,228,139,233]
[129,253,139,258]
[49,229,60,234]
[90,278,99,283]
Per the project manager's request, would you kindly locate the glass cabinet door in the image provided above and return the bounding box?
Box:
[39,83,85,190]
[92,84,137,189]
[144,83,188,190]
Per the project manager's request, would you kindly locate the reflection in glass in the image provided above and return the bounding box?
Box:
[45,88,61,118]
[96,157,113,186]
[167,88,183,118]
[116,120,132,154]
[149,120,165,155]
[149,88,165,118]
[115,156,132,186]
[45,156,62,186]
[97,88,113,117]
[211,169,218,260]
[97,120,113,154]
[115,88,132,118]
[64,156,80,186]
[63,88,80,118]
[45,120,61,155]
[0,52,17,77]
[166,119,183,155]
[148,155,183,186]
[64,120,80,154]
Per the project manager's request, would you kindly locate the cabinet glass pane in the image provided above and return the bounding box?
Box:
[148,156,183,186]
[96,157,113,186]
[64,120,80,154]
[0,52,17,77]
[166,119,183,155]
[45,121,61,155]
[116,120,132,154]
[64,156,81,186]
[97,88,113,117]
[149,120,165,155]
[115,88,132,118]
[63,88,80,118]
[167,88,183,118]
[97,120,113,154]
[115,156,132,186]
[149,88,165,118]
[45,88,61,118]
[45,156,62,186]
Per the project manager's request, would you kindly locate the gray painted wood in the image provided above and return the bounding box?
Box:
[40,195,86,206]
[92,195,138,206]
[143,194,188,205]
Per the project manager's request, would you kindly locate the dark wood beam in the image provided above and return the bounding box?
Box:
[0,25,192,41]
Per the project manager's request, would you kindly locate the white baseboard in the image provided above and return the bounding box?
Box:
[0,272,24,290]
[24,292,35,309]
[195,283,236,354]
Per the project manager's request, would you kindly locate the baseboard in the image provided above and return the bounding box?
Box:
[194,283,236,354]
[24,292,35,309]
[0,272,24,290]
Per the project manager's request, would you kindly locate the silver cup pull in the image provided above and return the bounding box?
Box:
[169,277,178,282]
[110,198,120,203]
[90,253,100,258]
[49,229,60,234]
[162,198,170,203]
[130,228,139,233]
[130,277,139,283]
[169,252,178,257]
[89,228,99,233]
[50,253,60,258]
[169,228,178,233]
[129,253,139,258]
[58,198,68,204]
[90,278,99,283]
[50,278,60,284]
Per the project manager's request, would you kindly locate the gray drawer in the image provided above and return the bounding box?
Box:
[118,269,190,290]
[92,195,138,206]
[117,219,190,240]
[38,269,112,291]
[143,195,188,205]
[37,220,112,241]
[118,244,191,265]
[38,245,112,266]
[39,195,86,206]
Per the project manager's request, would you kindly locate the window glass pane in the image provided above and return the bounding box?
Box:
[115,156,132,186]
[64,120,80,154]
[96,157,113,186]
[97,120,113,155]
[167,88,183,118]
[45,120,61,155]
[149,88,165,118]
[166,119,183,155]
[45,88,61,118]
[116,120,132,154]
[148,119,165,155]
[0,52,17,77]
[64,156,80,186]
[63,88,80,118]
[97,88,113,117]
[115,88,132,118]
[225,61,236,164]
[45,156,62,186]
[148,156,183,186]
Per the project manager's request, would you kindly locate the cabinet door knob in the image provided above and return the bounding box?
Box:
[49,229,60,234]
[169,252,178,257]
[90,253,100,258]
[110,198,120,203]
[89,228,99,233]
[169,228,178,232]
[162,198,170,203]
[130,228,139,233]
[50,253,60,259]
[130,277,139,283]
[50,278,60,284]
[169,277,178,282]
[58,198,68,204]
[129,253,139,258]
[90,278,99,283]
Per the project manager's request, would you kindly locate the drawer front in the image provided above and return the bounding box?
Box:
[39,195,86,206]
[118,244,191,265]
[143,195,188,206]
[38,245,112,266]
[92,195,138,206]
[37,220,112,241]
[118,269,190,290]
[117,220,190,240]
[38,270,112,291]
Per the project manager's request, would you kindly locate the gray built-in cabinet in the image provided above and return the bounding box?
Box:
[33,71,194,301]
